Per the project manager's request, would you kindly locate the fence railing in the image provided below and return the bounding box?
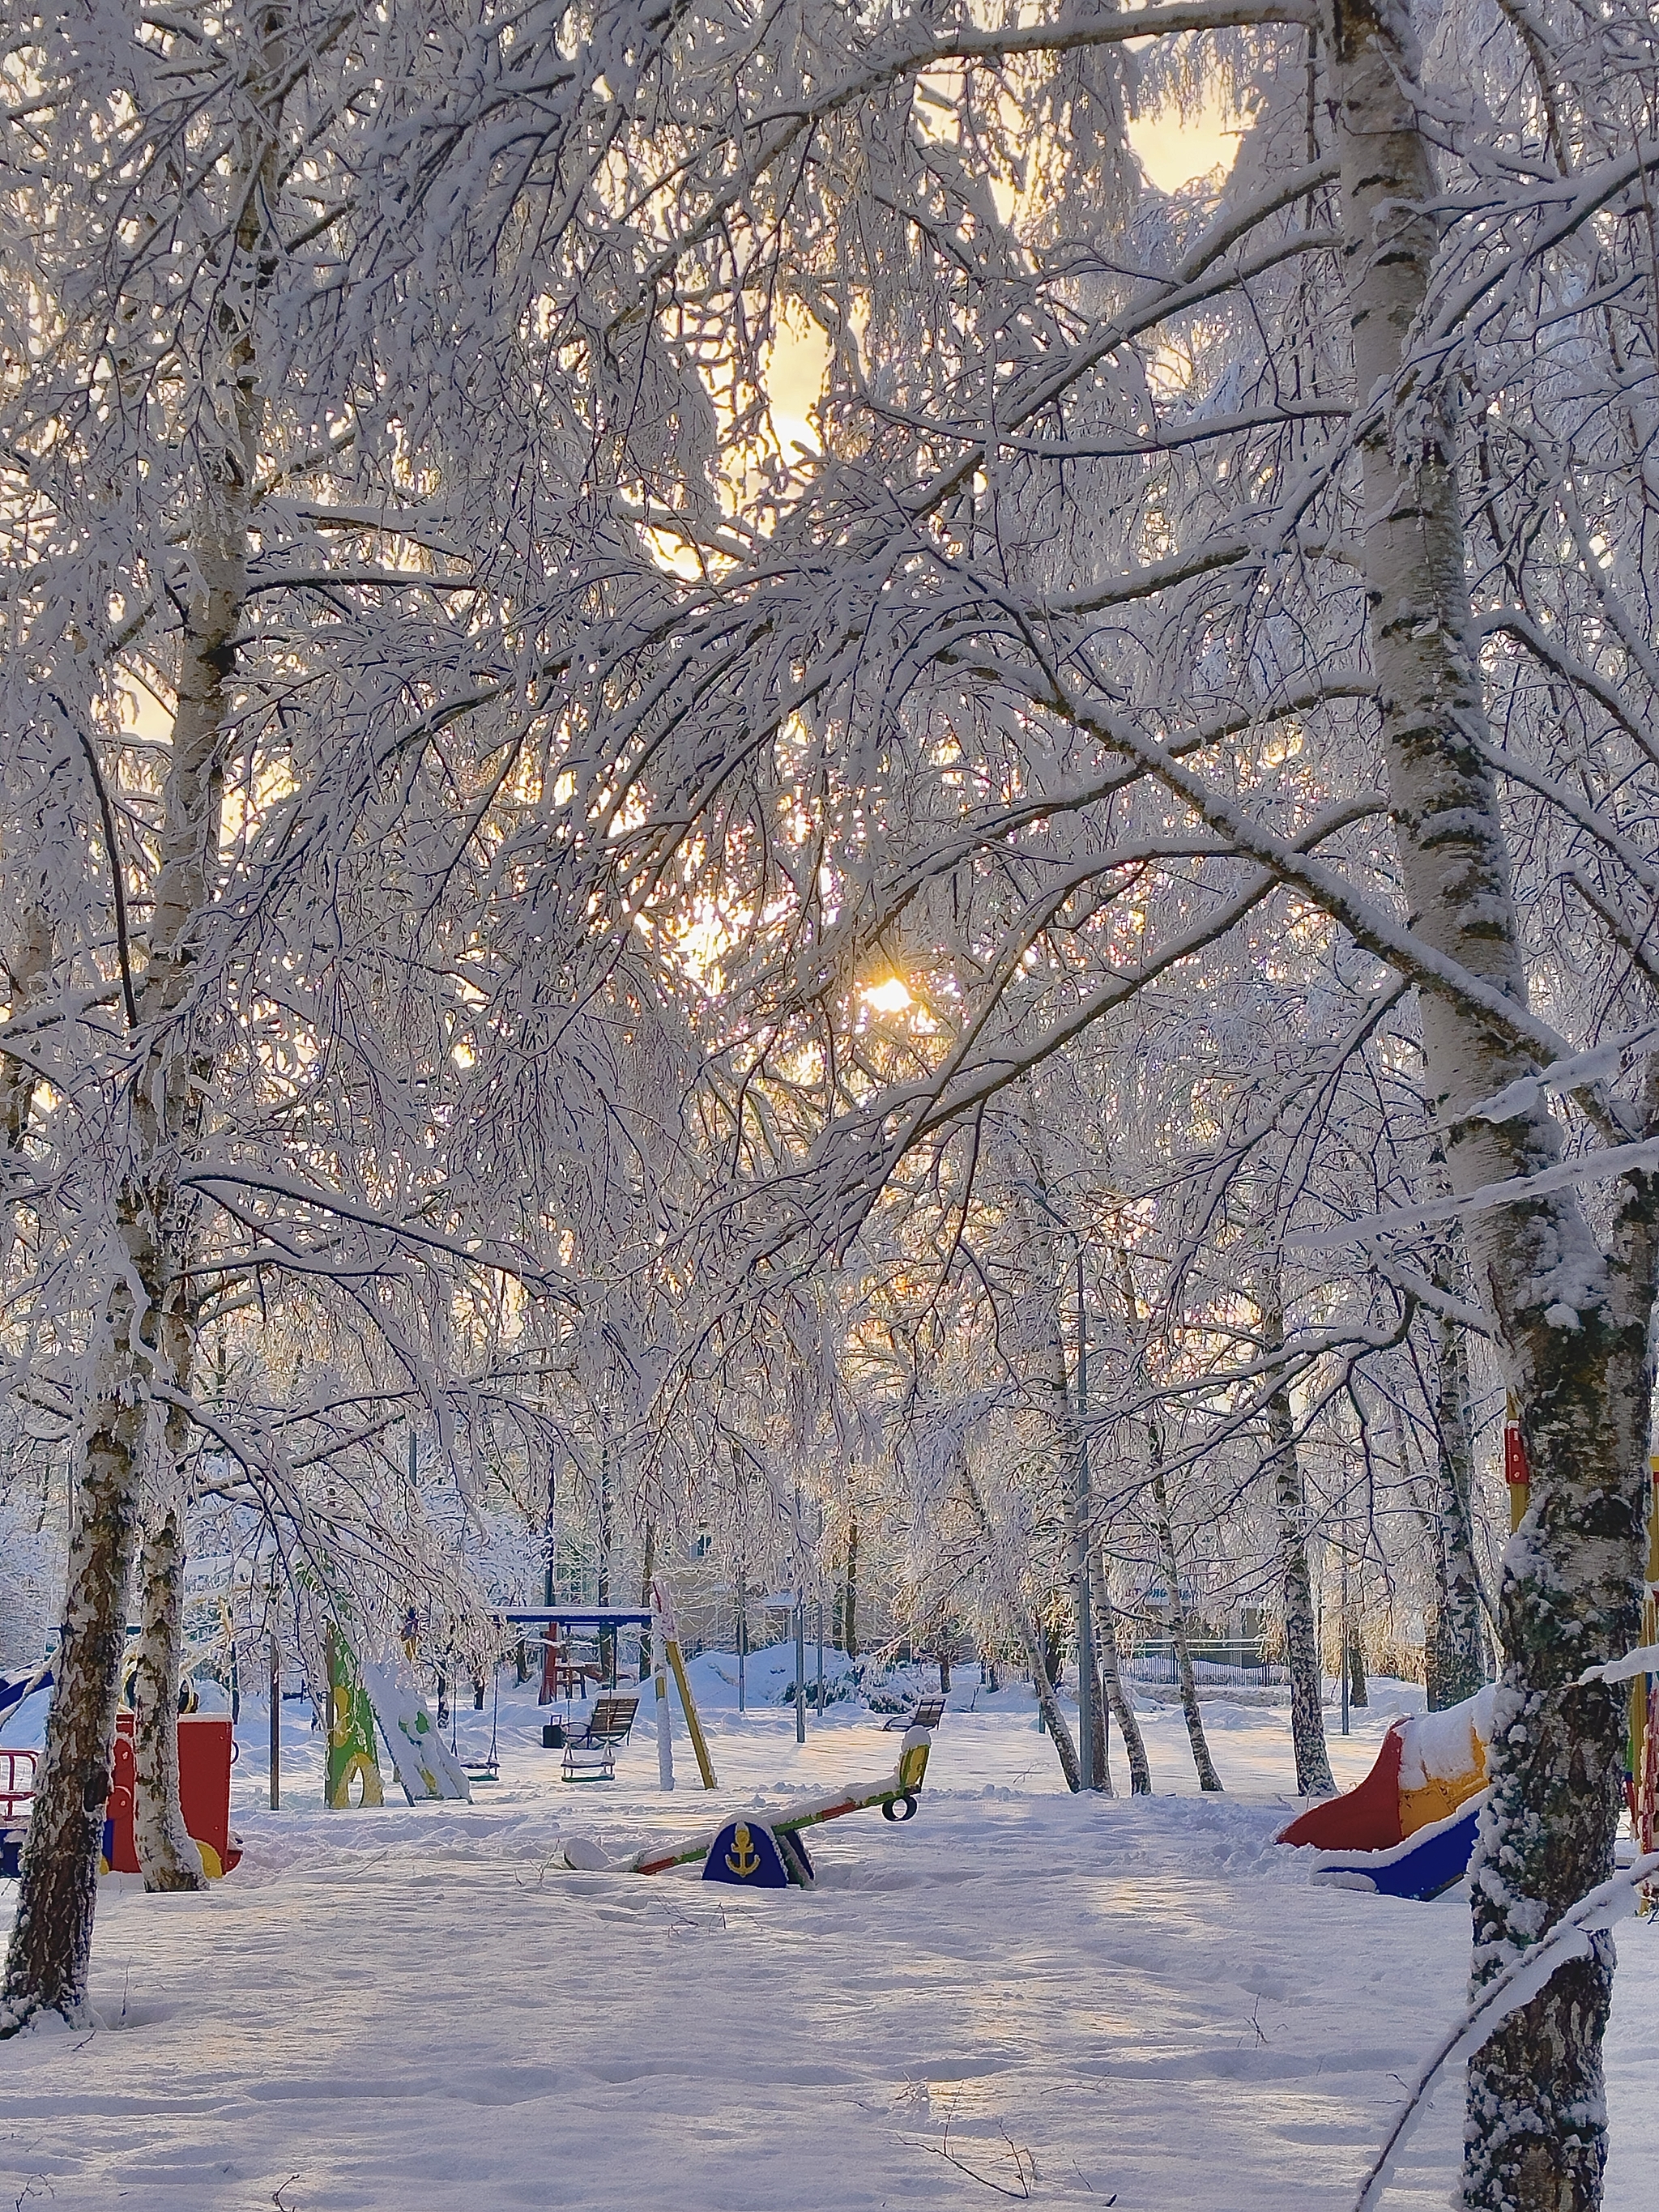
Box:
[1122,1647,1289,1688]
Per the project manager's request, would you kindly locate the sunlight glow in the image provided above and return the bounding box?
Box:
[1128,100,1245,193]
[864,977,913,1013]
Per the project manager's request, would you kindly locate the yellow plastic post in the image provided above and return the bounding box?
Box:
[666,1637,718,1792]
[652,1576,718,1789]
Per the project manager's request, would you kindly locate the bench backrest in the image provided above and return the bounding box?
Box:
[587,1697,639,1739]
[911,1694,946,1725]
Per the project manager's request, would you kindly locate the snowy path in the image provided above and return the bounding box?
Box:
[3,1676,1655,2211]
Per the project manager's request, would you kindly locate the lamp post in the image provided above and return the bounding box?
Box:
[1071,1237,1094,1794]
[793,1473,808,1744]
[1017,1180,1096,1794]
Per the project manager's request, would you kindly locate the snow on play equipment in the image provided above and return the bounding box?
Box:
[702,1818,804,1889]
[1311,1796,1488,1902]
[325,1619,470,1807]
[1276,1688,1493,1900]
[100,1712,244,1880]
[1280,1460,1659,1905]
[562,1723,935,1886]
[0,1662,53,1735]
[356,1651,471,1803]
[503,1583,719,1792]
[3,1660,242,1882]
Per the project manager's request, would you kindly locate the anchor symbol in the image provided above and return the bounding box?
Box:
[725,1823,761,1878]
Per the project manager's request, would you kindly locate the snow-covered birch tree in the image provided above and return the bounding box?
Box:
[4,2,1657,2198]
[2,0,705,2029]
[463,5,1658,2198]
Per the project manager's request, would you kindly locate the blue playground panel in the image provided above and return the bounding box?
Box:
[702,1818,793,1889]
[1317,1801,1483,1901]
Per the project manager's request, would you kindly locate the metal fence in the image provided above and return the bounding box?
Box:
[1122,1647,1290,1688]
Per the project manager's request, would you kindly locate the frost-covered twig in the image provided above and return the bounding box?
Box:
[1290,1135,1659,1252]
[1578,1646,1659,1690]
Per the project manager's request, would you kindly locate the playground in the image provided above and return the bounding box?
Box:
[2,1659,1656,2212]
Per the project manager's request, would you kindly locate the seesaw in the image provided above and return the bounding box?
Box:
[561,1722,934,1889]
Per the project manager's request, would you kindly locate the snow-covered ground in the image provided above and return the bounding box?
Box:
[3,1655,1656,2211]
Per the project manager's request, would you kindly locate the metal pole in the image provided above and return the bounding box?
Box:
[269,1634,280,1810]
[543,1443,557,1609]
[817,1598,825,1716]
[1340,1541,1351,1736]
[1076,1243,1094,1792]
[795,1596,807,1745]
[736,1575,746,1712]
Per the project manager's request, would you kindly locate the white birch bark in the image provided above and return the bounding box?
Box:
[1433,1251,1486,1711]
[1326,4,1659,2198]
[1093,1545,1151,1793]
[0,904,50,1204]
[129,1498,205,1890]
[1150,1451,1222,1791]
[2,48,271,2023]
[1264,1304,1335,1796]
[1003,1153,1095,1790]
[1085,1619,1112,1795]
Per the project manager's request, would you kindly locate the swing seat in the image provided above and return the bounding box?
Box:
[561,1697,639,1782]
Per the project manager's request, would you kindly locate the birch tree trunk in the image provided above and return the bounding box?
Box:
[0,1285,147,2030]
[1434,1259,1487,1710]
[843,1508,859,1660]
[117,454,248,1897]
[0,903,51,1251]
[1327,5,1659,2197]
[957,1453,1081,1790]
[1265,1328,1335,1797]
[1346,1633,1368,1710]
[1085,1628,1111,1794]
[130,1203,208,1891]
[639,1521,657,1684]
[1094,1546,1151,1792]
[1150,1454,1222,1791]
[1002,1158,1093,1787]
[130,1500,205,1890]
[2,59,269,2025]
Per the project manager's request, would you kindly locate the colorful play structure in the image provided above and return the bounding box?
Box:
[1277,1687,1495,1899]
[4,1563,944,1895]
[1279,1445,1659,1902]
[101,1712,243,1879]
[323,1623,471,1809]
[562,1720,935,1887]
[0,1665,244,1883]
[0,1605,476,1882]
[1,1745,36,1882]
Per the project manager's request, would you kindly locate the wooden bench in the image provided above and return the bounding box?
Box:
[561,1696,640,1782]
[883,1691,946,1731]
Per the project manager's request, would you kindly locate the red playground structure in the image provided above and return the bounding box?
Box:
[101,1712,243,1879]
